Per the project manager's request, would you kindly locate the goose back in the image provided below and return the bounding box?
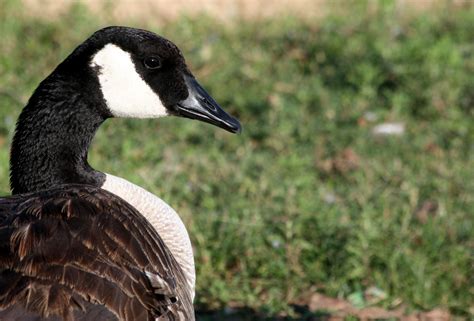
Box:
[0,185,194,321]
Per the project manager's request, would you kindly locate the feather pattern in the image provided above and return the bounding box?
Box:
[0,185,194,321]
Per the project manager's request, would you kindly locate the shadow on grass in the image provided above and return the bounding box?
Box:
[196,305,330,321]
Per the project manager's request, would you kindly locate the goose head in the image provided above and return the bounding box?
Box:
[10,26,241,195]
[70,26,241,132]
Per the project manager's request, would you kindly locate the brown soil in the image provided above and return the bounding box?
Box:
[20,0,470,24]
[306,293,453,321]
[21,0,327,23]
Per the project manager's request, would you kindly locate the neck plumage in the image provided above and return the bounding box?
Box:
[10,73,108,195]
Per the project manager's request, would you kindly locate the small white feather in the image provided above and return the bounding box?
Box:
[372,122,405,136]
[145,271,174,296]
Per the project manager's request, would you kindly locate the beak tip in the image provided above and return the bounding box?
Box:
[235,123,242,134]
[229,119,242,134]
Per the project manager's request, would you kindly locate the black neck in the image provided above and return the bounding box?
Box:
[10,66,110,195]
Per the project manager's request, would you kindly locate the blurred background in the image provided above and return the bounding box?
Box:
[0,0,473,320]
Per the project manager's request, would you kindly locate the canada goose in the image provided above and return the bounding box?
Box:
[0,26,241,321]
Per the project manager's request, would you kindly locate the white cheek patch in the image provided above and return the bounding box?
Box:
[90,44,168,118]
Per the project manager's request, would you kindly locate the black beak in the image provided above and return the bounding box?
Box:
[174,75,242,133]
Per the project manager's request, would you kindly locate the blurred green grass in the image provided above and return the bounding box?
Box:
[0,0,473,318]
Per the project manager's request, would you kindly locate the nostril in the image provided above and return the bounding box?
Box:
[199,97,217,112]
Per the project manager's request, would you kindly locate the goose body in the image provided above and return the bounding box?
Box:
[0,26,241,321]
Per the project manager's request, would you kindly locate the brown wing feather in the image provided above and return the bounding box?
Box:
[0,301,118,321]
[0,184,194,321]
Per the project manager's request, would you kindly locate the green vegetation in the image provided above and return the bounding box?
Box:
[0,0,472,319]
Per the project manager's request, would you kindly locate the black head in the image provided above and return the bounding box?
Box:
[78,26,241,133]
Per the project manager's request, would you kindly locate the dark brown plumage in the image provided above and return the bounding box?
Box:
[0,185,194,321]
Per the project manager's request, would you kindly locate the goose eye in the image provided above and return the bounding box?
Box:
[144,56,161,69]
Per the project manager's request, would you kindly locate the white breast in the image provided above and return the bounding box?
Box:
[101,173,195,298]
